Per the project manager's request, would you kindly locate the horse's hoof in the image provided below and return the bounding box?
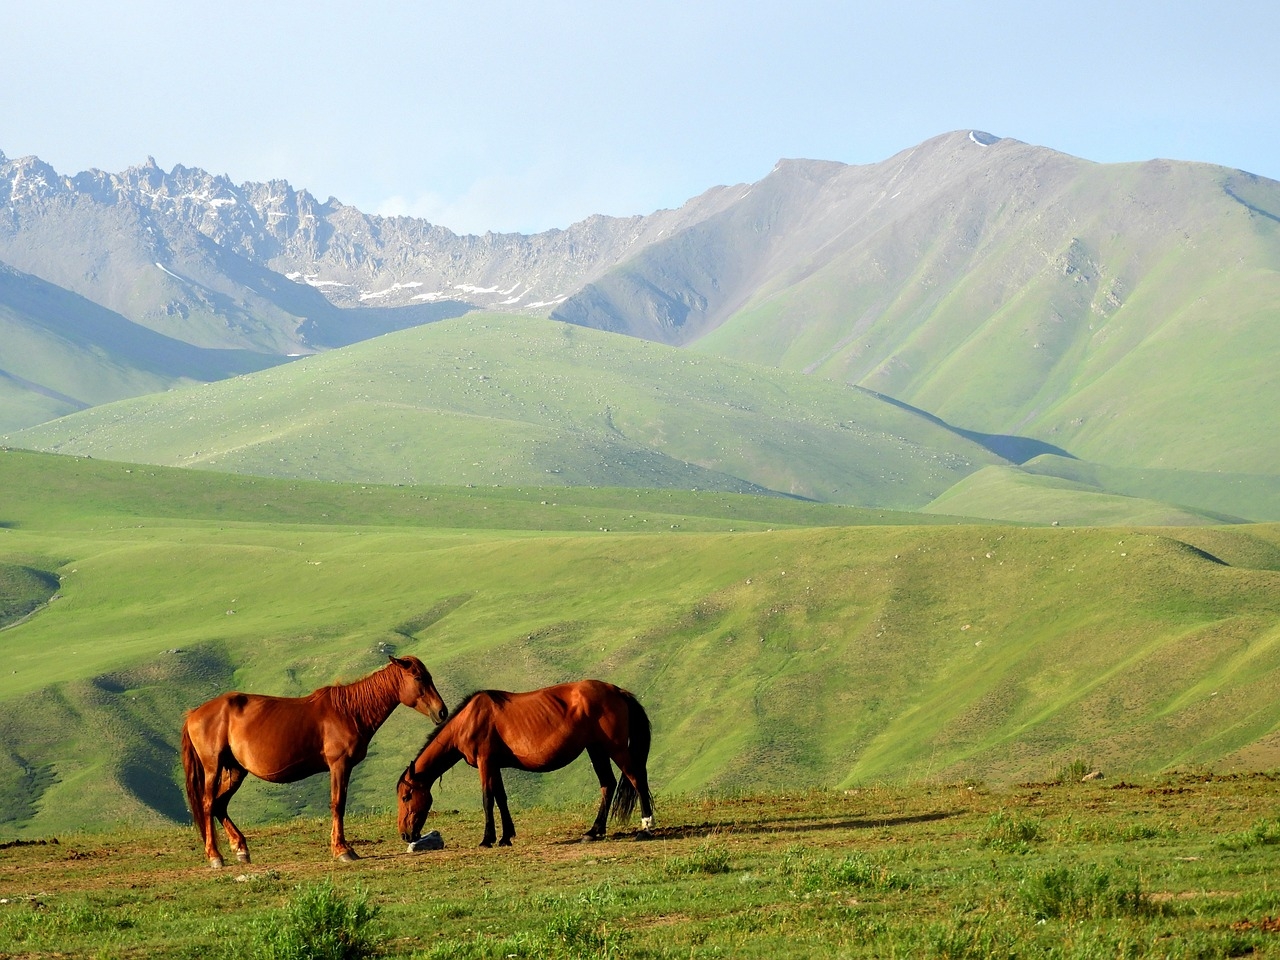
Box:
[584,831,605,842]
[498,838,513,847]
[479,841,493,848]
[209,857,225,869]
[235,851,251,864]
[337,850,360,862]
[635,830,654,841]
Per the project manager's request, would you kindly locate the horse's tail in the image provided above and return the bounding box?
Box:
[610,690,653,824]
[180,719,207,844]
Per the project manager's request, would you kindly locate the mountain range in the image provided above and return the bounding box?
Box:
[3,131,1278,521]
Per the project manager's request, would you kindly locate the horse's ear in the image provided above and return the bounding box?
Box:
[389,655,408,668]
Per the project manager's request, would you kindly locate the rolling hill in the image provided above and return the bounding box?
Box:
[1,449,1279,836]
[4,314,1004,509]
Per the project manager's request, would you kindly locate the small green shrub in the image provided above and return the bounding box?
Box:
[824,853,911,893]
[543,909,615,955]
[1053,758,1094,784]
[1018,864,1148,921]
[926,912,1022,959]
[1070,819,1176,843]
[980,810,1042,853]
[247,880,380,960]
[1218,818,1280,851]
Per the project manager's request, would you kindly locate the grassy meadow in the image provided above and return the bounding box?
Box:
[2,447,1279,843]
[3,775,1280,958]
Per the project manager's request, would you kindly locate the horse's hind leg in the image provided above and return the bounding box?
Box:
[633,769,656,837]
[615,754,655,838]
[633,763,654,829]
[213,764,251,863]
[585,746,617,840]
[196,763,227,868]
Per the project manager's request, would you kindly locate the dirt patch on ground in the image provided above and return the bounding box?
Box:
[1232,917,1280,933]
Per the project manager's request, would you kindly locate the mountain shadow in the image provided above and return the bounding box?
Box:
[858,388,1076,465]
[0,261,283,381]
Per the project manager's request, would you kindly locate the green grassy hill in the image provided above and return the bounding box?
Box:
[922,457,1280,525]
[5,314,1002,509]
[2,449,1278,838]
[921,465,1248,527]
[1019,455,1280,522]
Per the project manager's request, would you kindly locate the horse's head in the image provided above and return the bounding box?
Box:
[389,655,448,724]
[397,765,433,842]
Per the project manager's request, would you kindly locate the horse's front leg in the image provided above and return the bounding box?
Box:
[479,777,497,848]
[329,760,358,861]
[478,762,515,847]
[492,769,516,846]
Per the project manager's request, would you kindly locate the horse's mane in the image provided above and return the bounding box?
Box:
[322,658,406,722]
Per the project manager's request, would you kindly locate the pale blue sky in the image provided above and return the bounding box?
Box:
[3,0,1277,234]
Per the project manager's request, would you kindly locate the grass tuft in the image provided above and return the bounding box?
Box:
[980,810,1042,853]
[245,880,380,960]
[1052,758,1095,784]
[1217,817,1280,851]
[782,845,910,893]
[663,841,733,876]
[1017,864,1150,921]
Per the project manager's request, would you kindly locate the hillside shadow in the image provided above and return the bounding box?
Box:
[859,389,1075,465]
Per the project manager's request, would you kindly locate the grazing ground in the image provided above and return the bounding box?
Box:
[2,773,1280,958]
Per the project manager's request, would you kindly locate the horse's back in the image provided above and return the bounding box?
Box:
[501,681,638,765]
[184,690,329,781]
[560,679,636,719]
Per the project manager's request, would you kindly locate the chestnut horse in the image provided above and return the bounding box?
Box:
[397,679,654,848]
[182,655,447,867]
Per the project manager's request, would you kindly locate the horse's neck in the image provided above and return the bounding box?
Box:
[333,665,402,734]
[414,727,463,781]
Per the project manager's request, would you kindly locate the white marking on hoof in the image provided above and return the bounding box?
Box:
[209,857,224,869]
[640,816,655,831]
[338,850,360,862]
[235,850,251,863]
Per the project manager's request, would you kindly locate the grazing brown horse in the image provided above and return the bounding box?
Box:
[181,655,447,868]
[397,679,654,848]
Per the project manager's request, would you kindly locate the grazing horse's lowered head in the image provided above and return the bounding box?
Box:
[397,762,437,844]
[397,681,654,848]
